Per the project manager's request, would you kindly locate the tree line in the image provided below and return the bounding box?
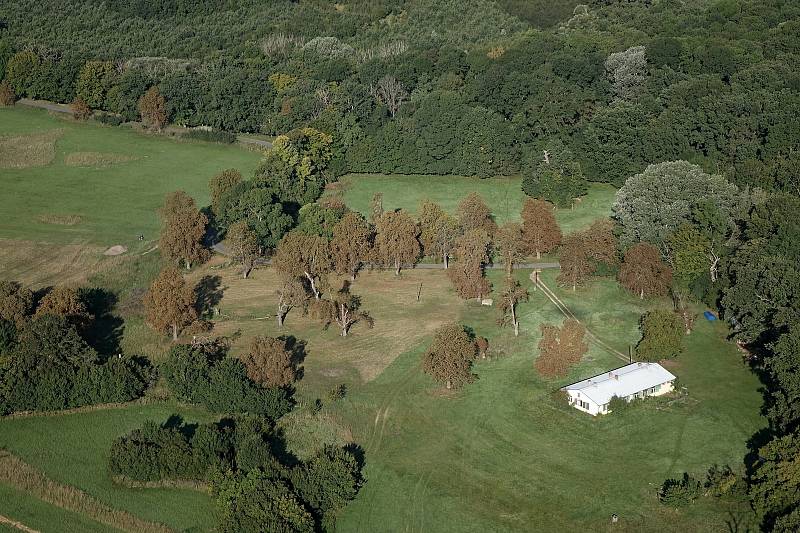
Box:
[2,0,799,195]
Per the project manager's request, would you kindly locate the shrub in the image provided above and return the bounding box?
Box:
[71,97,92,120]
[95,113,125,126]
[658,473,702,506]
[0,80,15,106]
[182,129,237,144]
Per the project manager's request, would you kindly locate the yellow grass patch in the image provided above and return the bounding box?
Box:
[64,151,138,167]
[36,214,82,226]
[189,257,466,382]
[0,239,107,287]
[0,129,63,169]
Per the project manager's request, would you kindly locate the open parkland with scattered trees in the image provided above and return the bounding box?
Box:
[1,1,799,532]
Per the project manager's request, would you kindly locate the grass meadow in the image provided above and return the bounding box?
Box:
[0,106,261,247]
[0,403,217,532]
[0,110,765,531]
[334,173,617,233]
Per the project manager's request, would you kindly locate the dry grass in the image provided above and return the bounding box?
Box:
[0,129,63,169]
[0,240,108,287]
[64,152,138,167]
[0,451,173,533]
[189,256,466,383]
[0,514,39,533]
[36,214,83,226]
[111,476,209,492]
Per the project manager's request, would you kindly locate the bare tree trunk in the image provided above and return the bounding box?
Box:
[395,259,401,276]
[446,379,452,390]
[304,272,320,299]
[443,253,449,269]
[512,304,519,336]
[171,323,178,341]
[640,288,644,299]
[185,259,191,270]
[536,249,541,260]
[340,303,348,337]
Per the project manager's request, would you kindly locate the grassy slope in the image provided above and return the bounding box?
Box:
[0,106,262,247]
[0,403,217,532]
[0,483,113,533]
[318,270,765,532]
[336,173,617,233]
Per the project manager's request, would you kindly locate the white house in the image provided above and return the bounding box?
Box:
[561,362,676,416]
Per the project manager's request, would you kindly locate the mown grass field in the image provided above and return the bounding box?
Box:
[0,112,764,532]
[0,105,262,247]
[335,173,617,233]
[0,403,217,532]
[0,483,111,533]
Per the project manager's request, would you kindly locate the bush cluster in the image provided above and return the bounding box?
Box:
[109,416,273,482]
[182,129,237,144]
[94,113,125,126]
[0,314,150,415]
[160,344,291,420]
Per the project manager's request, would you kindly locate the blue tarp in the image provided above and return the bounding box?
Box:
[704,311,717,321]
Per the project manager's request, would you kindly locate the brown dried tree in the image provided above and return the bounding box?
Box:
[422,323,477,390]
[0,281,34,328]
[498,276,529,336]
[159,190,210,269]
[448,229,492,299]
[0,80,15,106]
[330,212,372,280]
[35,286,92,330]
[618,243,673,298]
[495,222,526,275]
[209,168,242,215]
[273,231,332,299]
[535,319,587,378]
[275,275,309,328]
[457,192,497,236]
[70,97,91,120]
[374,210,421,275]
[143,267,198,341]
[557,233,593,291]
[242,336,298,387]
[521,198,562,259]
[582,218,619,267]
[138,86,167,130]
[418,200,460,268]
[226,221,259,278]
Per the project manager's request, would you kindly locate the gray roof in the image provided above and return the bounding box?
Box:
[561,362,676,406]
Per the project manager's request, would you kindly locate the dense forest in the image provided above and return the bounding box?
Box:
[0,0,798,189]
[2,0,800,530]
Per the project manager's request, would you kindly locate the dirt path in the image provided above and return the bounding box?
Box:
[531,273,630,362]
[0,515,40,533]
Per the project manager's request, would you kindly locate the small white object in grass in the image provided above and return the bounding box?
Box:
[481,298,493,306]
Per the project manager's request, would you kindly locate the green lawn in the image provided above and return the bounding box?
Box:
[336,173,617,233]
[307,271,766,532]
[0,483,113,533]
[0,106,262,247]
[0,403,218,532]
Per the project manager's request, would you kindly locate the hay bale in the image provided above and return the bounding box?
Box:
[0,129,63,169]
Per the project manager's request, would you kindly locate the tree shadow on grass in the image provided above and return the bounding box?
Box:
[81,287,125,358]
[195,275,225,318]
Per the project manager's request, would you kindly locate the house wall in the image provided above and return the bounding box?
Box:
[566,391,601,415]
[565,380,675,416]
